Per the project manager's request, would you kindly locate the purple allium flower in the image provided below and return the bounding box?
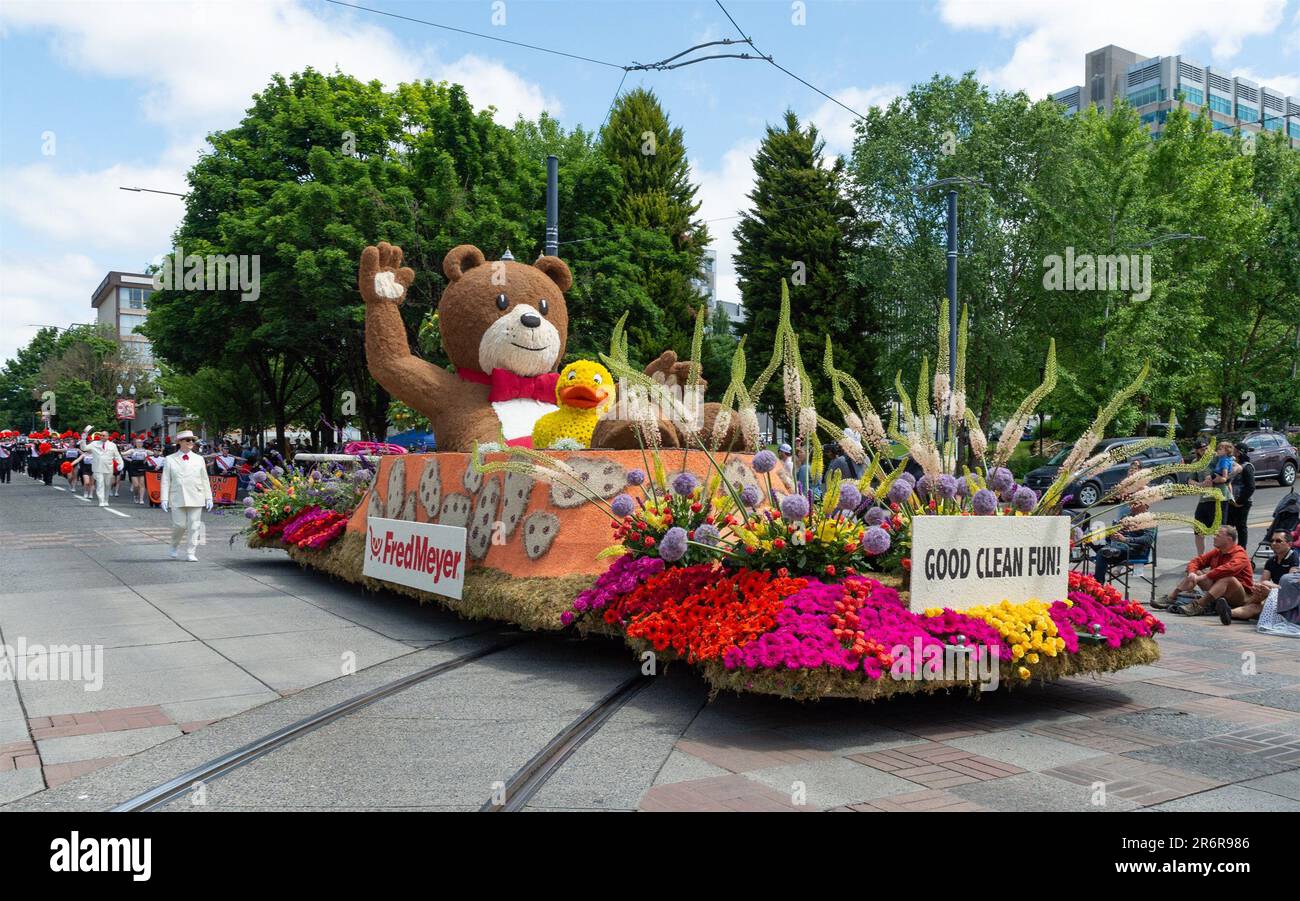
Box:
[863,526,891,555]
[671,472,698,496]
[659,526,689,562]
[243,508,257,519]
[916,474,935,497]
[1012,486,1038,513]
[694,523,721,547]
[780,493,810,522]
[271,465,285,477]
[752,449,778,474]
[936,474,959,500]
[349,468,372,482]
[988,467,1014,493]
[898,470,916,487]
[741,484,762,507]
[1000,486,1017,504]
[242,496,255,507]
[972,488,998,515]
[610,493,636,518]
[838,482,862,511]
[865,506,888,527]
[250,471,269,484]
[626,468,646,486]
[887,479,914,505]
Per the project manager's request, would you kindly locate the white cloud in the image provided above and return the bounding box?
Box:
[807,84,904,157]
[691,140,759,307]
[0,252,103,364]
[938,0,1293,97]
[0,0,559,127]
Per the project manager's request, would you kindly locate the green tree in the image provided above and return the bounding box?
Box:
[601,88,711,359]
[735,110,864,419]
[846,74,1078,433]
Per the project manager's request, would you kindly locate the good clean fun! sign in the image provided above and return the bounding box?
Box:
[909,515,1070,613]
[363,517,467,600]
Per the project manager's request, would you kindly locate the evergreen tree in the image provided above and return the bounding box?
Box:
[600,88,711,361]
[735,110,863,419]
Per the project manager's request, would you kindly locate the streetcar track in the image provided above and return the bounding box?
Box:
[112,635,525,812]
[482,673,654,812]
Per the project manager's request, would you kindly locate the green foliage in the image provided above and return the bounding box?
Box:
[601,88,711,361]
[735,110,866,420]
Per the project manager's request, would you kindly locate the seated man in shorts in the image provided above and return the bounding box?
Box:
[1227,530,1300,624]
[1161,525,1252,616]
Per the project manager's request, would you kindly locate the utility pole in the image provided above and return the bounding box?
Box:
[544,155,559,257]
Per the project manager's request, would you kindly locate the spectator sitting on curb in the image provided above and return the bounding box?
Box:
[1093,500,1156,584]
[1159,524,1252,615]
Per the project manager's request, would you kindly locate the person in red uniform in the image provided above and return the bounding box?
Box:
[1161,525,1252,616]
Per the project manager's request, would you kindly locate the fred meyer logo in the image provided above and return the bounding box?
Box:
[363,517,467,599]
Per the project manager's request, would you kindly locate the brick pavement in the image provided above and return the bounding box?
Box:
[640,608,1300,811]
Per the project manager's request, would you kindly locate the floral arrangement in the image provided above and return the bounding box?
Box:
[564,559,1159,682]
[243,458,372,548]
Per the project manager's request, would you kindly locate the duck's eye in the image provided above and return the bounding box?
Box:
[496,293,508,311]
[539,298,549,316]
[592,374,602,385]
[567,370,577,381]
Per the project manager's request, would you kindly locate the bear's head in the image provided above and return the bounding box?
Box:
[438,244,571,378]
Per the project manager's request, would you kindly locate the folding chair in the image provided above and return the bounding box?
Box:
[1102,530,1158,606]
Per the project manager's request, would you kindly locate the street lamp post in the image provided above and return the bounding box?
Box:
[909,176,988,454]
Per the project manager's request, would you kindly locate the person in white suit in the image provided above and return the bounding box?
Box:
[79,427,125,507]
[160,430,213,561]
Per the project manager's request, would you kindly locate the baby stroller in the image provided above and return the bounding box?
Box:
[1254,492,1300,560]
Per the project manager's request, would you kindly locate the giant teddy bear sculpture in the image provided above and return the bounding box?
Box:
[359,242,745,452]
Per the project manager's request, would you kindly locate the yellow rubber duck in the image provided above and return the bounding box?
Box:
[532,360,614,450]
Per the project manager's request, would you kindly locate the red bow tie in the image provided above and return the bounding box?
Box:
[459,367,558,404]
[182,454,189,461]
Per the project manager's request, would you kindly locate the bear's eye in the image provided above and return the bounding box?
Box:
[538,298,549,316]
[495,293,508,311]
[592,373,602,385]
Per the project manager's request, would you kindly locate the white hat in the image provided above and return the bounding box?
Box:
[174,430,198,442]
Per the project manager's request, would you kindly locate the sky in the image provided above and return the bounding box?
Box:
[1,0,1298,365]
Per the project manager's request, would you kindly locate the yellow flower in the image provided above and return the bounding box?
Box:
[1018,666,1031,680]
[1027,653,1040,664]
[924,608,942,618]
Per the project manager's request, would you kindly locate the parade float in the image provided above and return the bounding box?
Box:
[242,242,1228,701]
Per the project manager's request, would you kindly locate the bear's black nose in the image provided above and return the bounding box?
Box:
[519,312,542,328]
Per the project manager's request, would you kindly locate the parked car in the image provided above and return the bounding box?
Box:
[1220,430,1298,487]
[1024,437,1186,508]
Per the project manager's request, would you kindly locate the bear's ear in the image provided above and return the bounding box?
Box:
[533,255,572,293]
[443,245,486,282]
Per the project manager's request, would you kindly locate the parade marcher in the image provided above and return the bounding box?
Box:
[37,439,57,486]
[124,437,150,504]
[160,430,213,561]
[0,439,10,484]
[79,426,124,507]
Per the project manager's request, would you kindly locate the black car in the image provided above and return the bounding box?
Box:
[1220,430,1298,487]
[1024,437,1186,508]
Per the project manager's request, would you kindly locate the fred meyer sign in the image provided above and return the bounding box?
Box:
[909,515,1070,613]
[363,517,467,600]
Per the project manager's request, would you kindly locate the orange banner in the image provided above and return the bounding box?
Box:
[144,471,237,505]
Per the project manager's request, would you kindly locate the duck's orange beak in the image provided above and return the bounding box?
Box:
[559,384,608,409]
